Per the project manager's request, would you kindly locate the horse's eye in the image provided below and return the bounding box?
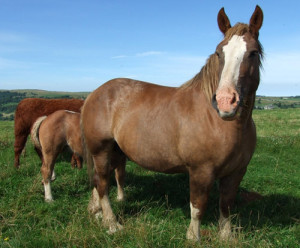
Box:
[249,50,258,58]
[215,51,220,58]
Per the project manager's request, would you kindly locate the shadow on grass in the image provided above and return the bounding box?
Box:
[115,169,300,229]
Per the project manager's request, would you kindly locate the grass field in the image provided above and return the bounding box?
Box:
[0,109,299,247]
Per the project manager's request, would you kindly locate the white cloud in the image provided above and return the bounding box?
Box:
[111,51,163,59]
[135,51,163,57]
[111,55,127,59]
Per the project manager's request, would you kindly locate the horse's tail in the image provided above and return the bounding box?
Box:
[30,116,47,150]
[80,111,94,186]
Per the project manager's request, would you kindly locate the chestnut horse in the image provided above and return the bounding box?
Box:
[30,110,83,201]
[31,110,125,202]
[81,6,263,241]
[14,98,84,168]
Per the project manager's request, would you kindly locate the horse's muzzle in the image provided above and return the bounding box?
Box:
[212,88,242,120]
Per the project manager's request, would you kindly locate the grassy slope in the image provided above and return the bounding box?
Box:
[9,89,90,98]
[0,109,299,247]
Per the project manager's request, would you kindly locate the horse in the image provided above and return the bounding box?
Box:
[14,98,84,168]
[81,5,263,241]
[31,110,125,203]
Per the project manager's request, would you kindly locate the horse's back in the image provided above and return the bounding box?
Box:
[15,98,84,134]
[82,78,192,172]
[39,110,81,154]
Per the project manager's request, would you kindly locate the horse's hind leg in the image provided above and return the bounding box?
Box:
[14,133,28,168]
[115,165,125,202]
[71,153,82,169]
[88,187,102,218]
[111,144,126,202]
[41,153,56,202]
[34,146,44,162]
[93,148,123,234]
[218,167,247,240]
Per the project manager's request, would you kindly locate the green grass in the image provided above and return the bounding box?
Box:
[0,109,299,247]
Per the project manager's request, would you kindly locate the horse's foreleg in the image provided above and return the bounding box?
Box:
[218,167,247,240]
[93,152,123,234]
[187,167,215,241]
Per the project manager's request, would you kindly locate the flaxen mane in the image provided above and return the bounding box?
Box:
[180,23,263,100]
[180,53,219,100]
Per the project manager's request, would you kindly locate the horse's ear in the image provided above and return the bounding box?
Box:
[249,5,263,38]
[217,7,231,35]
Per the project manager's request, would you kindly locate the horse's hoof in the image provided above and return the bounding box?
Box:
[45,198,54,203]
[186,226,200,241]
[116,195,125,202]
[107,222,123,234]
[94,211,103,219]
[219,230,232,241]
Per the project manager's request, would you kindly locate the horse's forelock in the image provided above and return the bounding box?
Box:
[225,23,264,60]
[180,23,263,100]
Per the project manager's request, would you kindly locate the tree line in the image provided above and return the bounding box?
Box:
[0,91,26,120]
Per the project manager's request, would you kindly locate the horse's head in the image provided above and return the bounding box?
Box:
[212,5,263,120]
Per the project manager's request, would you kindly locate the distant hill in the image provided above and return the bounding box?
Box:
[255,96,300,110]
[0,90,299,121]
[8,89,90,99]
[0,89,89,121]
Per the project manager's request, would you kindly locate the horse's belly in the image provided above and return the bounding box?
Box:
[134,156,188,174]
[117,138,187,174]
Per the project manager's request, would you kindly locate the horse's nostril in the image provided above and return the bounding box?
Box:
[231,94,236,104]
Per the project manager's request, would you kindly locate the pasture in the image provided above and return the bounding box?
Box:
[0,108,299,247]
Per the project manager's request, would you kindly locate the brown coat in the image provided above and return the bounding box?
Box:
[14,98,84,168]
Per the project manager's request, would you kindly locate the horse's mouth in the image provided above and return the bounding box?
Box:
[217,108,239,120]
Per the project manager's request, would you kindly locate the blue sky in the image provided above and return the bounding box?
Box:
[0,0,300,96]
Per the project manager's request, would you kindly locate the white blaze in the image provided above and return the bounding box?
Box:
[219,35,247,88]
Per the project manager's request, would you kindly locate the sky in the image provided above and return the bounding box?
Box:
[0,0,300,96]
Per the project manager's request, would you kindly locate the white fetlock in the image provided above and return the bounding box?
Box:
[116,193,125,202]
[44,182,53,202]
[116,185,125,202]
[186,203,200,241]
[88,188,102,214]
[51,170,56,181]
